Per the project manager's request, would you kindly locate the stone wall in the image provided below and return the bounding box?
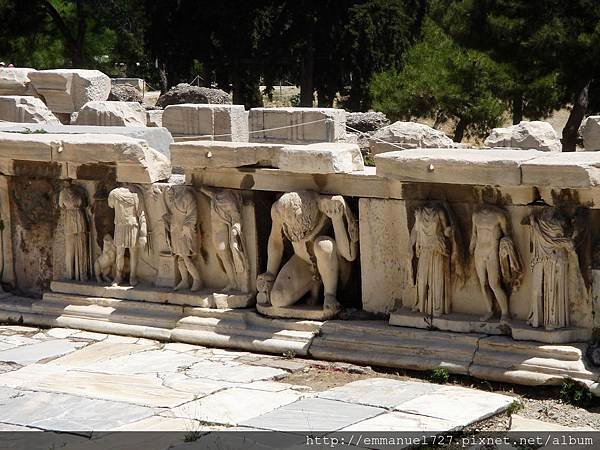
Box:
[0,68,599,393]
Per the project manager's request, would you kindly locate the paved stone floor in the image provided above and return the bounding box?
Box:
[0,325,515,449]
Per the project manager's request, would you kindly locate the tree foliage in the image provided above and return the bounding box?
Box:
[433,0,600,149]
[370,20,509,141]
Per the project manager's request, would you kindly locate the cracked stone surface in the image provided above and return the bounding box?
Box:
[0,325,515,444]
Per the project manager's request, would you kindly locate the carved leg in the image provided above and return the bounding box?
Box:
[475,255,494,321]
[113,247,126,286]
[94,260,102,283]
[129,246,139,286]
[270,254,313,307]
[415,258,428,314]
[487,256,510,322]
[65,237,74,280]
[174,257,189,291]
[217,250,236,291]
[183,256,202,291]
[314,236,341,313]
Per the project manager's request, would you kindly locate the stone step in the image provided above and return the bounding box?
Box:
[310,320,481,374]
[50,280,254,309]
[0,293,597,393]
[28,292,317,356]
[389,309,591,344]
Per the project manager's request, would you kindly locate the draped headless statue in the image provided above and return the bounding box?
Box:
[59,183,90,281]
[164,186,202,291]
[201,187,249,292]
[108,186,147,286]
[523,207,587,330]
[410,203,464,317]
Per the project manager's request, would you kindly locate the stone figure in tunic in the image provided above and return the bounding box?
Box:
[523,207,587,330]
[201,187,248,292]
[164,186,202,291]
[410,203,461,317]
[108,186,147,286]
[470,206,522,322]
[59,183,90,281]
[257,191,359,313]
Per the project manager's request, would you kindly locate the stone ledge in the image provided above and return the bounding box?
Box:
[389,309,591,344]
[50,281,254,309]
[0,294,597,394]
[375,148,600,189]
[256,302,338,321]
[389,309,508,336]
[0,132,171,183]
[171,140,364,174]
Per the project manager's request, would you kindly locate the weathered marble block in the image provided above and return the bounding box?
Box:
[0,96,59,124]
[162,104,248,141]
[0,132,171,183]
[73,101,147,127]
[28,69,111,114]
[171,141,363,174]
[249,107,346,144]
[0,68,36,95]
[0,123,173,158]
[484,121,562,152]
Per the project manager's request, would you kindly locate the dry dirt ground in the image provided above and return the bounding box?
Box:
[281,361,600,431]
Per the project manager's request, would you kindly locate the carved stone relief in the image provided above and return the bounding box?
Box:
[163,186,202,291]
[257,190,359,316]
[107,185,148,286]
[409,202,463,317]
[522,205,588,330]
[58,182,91,282]
[201,187,250,293]
[470,205,522,322]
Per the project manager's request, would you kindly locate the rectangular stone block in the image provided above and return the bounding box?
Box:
[171,141,363,174]
[0,68,35,95]
[171,141,279,169]
[162,104,248,141]
[249,107,346,144]
[520,152,600,188]
[0,123,173,158]
[28,69,111,114]
[0,96,59,124]
[375,148,542,186]
[359,198,412,314]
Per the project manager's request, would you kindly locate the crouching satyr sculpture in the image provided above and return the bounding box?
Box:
[257,191,358,313]
[94,234,116,283]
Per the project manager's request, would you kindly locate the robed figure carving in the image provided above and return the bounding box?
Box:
[523,207,587,330]
[410,203,463,317]
[59,183,90,281]
[164,186,202,291]
[201,187,249,292]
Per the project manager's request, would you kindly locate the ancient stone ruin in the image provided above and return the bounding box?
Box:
[0,67,599,397]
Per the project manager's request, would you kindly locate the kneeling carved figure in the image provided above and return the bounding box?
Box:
[257,191,358,313]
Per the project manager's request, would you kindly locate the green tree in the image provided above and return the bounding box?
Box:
[0,0,147,74]
[435,0,600,151]
[370,20,509,142]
